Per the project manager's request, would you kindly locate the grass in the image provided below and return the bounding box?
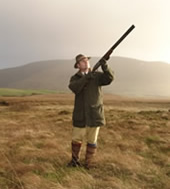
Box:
[0,94,170,188]
[0,88,57,97]
[145,135,162,146]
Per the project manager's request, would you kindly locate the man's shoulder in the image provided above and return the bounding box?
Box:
[70,71,82,79]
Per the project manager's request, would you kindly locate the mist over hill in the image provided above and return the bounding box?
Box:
[0,57,170,97]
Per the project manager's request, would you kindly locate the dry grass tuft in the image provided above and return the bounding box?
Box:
[8,103,32,112]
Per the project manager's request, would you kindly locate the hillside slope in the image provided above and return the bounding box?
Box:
[0,57,170,97]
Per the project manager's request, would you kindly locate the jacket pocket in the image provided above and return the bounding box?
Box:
[90,104,104,121]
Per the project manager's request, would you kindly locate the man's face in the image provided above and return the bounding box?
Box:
[77,58,90,71]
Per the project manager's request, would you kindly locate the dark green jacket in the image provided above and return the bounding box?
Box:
[69,64,114,127]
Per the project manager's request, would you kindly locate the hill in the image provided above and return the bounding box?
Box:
[0,57,170,97]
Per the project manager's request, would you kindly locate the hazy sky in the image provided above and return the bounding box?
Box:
[0,0,170,68]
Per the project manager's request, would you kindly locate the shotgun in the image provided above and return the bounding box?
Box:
[92,25,135,72]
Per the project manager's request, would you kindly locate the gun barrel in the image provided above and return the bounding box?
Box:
[92,25,135,72]
[107,25,135,54]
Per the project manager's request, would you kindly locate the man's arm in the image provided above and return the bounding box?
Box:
[98,59,114,86]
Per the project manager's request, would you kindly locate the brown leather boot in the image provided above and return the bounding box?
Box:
[85,143,97,169]
[67,142,82,167]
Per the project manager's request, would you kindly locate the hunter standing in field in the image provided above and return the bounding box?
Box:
[68,54,114,169]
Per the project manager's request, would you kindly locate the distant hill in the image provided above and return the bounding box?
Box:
[0,57,170,97]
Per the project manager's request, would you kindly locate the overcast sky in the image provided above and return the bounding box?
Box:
[0,0,170,68]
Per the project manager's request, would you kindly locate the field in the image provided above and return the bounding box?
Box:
[0,93,170,189]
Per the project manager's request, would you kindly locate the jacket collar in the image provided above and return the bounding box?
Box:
[76,69,91,77]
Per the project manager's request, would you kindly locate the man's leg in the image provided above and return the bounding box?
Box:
[85,127,100,169]
[68,127,86,167]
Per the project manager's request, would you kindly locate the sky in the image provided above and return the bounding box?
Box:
[0,0,170,69]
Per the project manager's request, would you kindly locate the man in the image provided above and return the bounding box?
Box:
[68,54,114,169]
